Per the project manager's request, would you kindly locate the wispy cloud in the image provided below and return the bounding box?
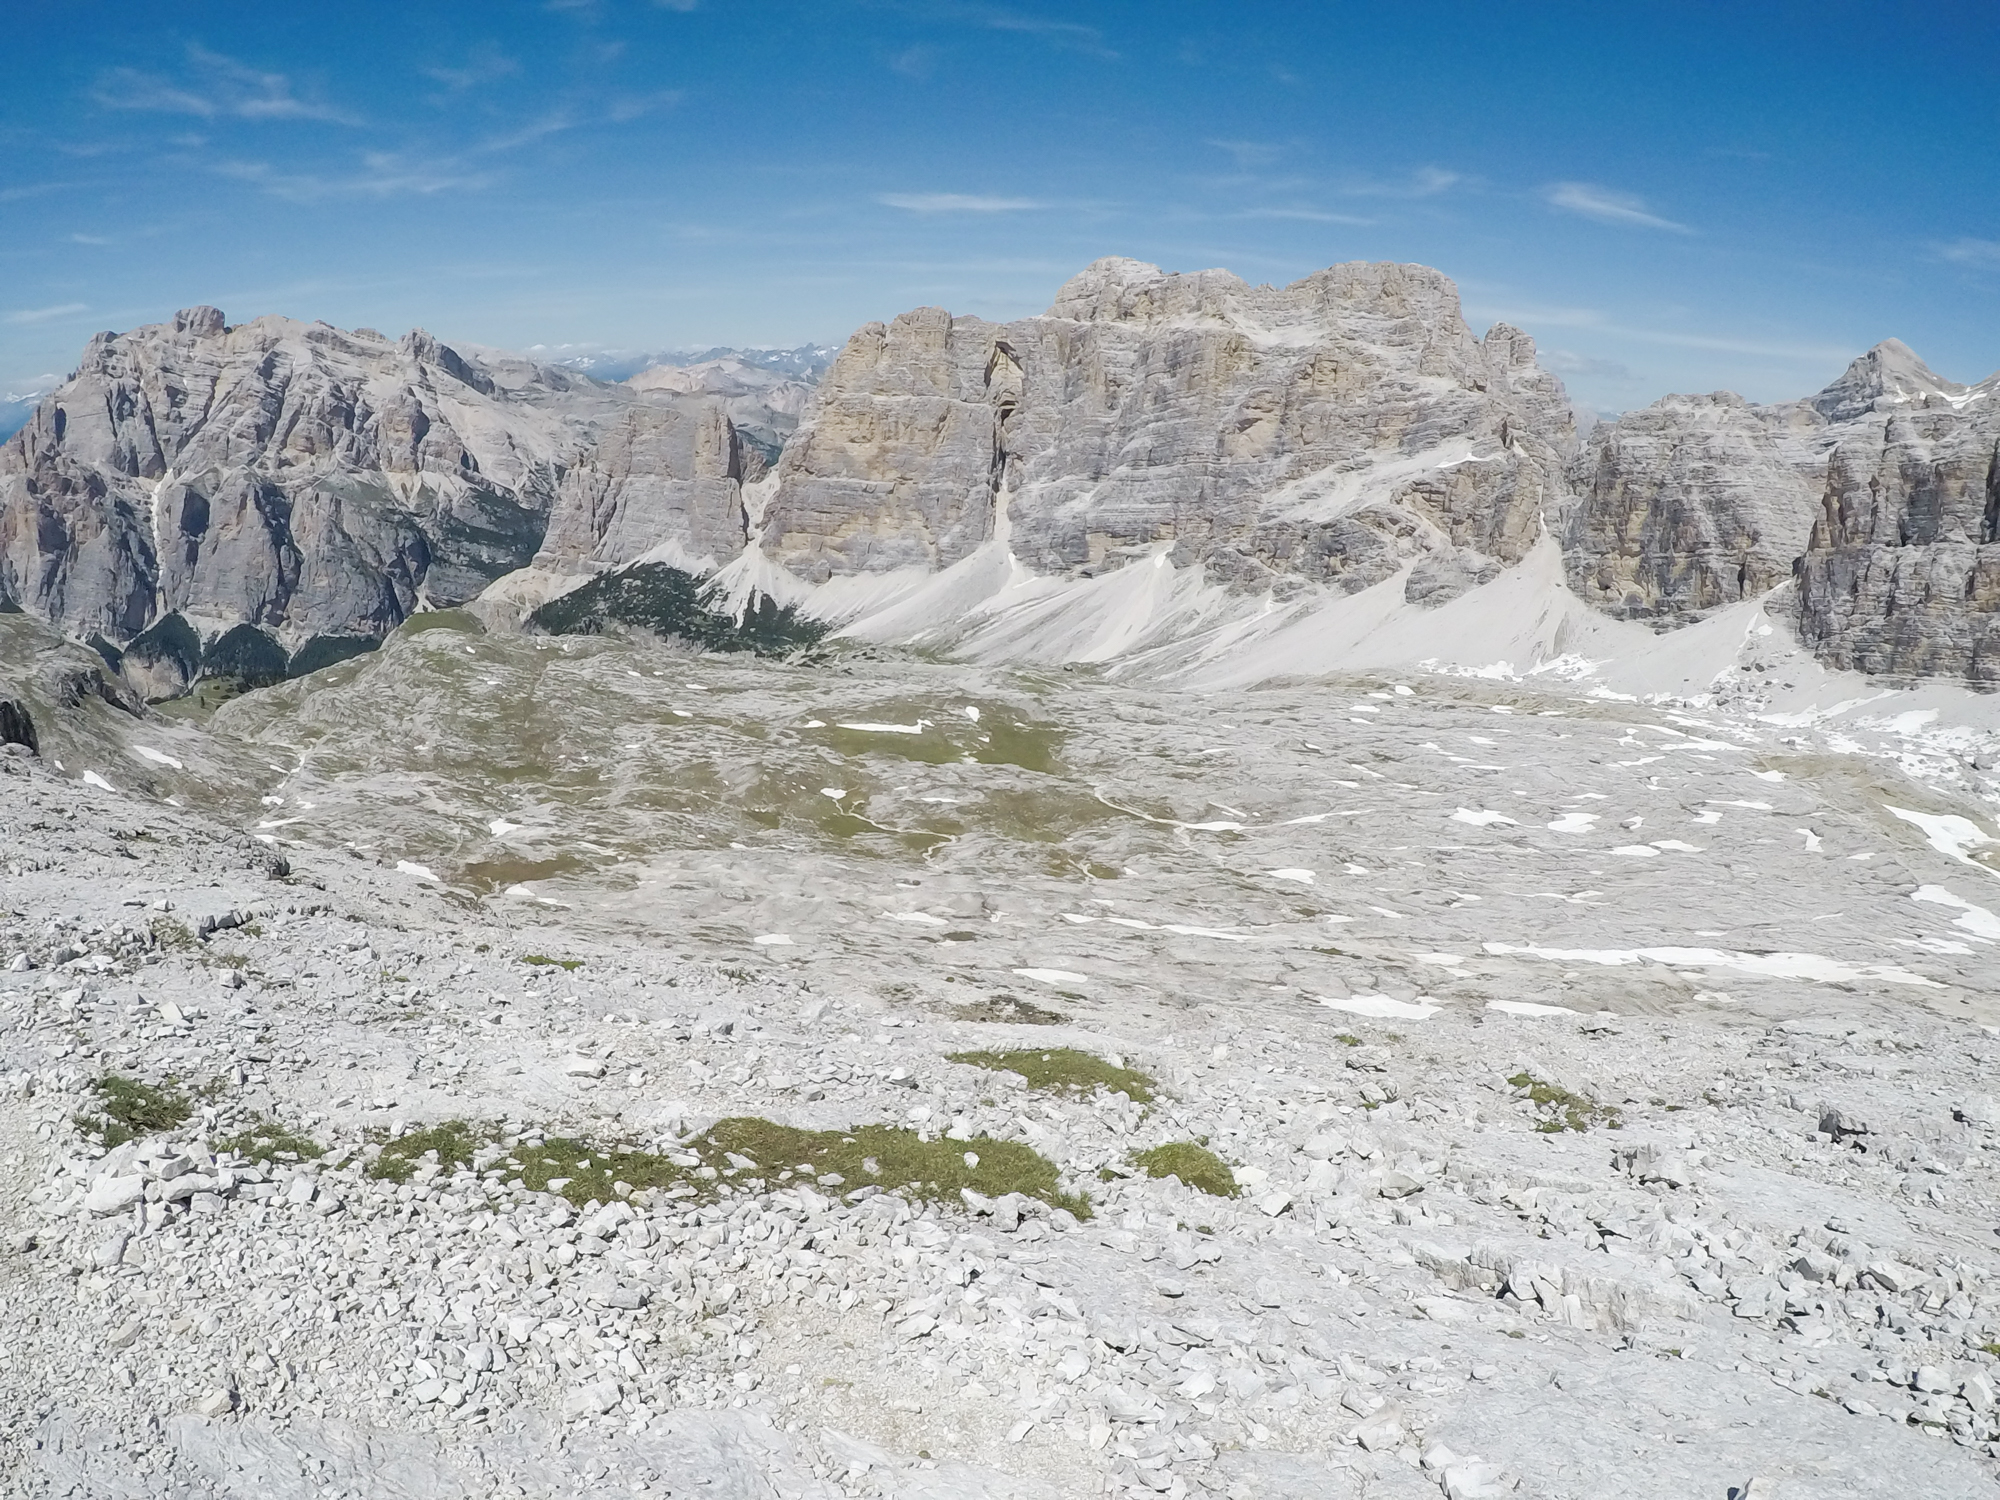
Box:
[607,90,683,123]
[877,192,1044,213]
[479,113,576,153]
[1472,297,1847,363]
[872,2,1116,59]
[1238,207,1374,225]
[93,44,361,125]
[1344,166,1461,199]
[1207,139,1282,169]
[69,233,112,246]
[888,44,940,79]
[423,43,520,93]
[1937,237,2000,269]
[655,0,700,10]
[217,153,494,203]
[1543,181,1690,233]
[1542,349,1637,382]
[6,303,90,326]
[0,183,71,204]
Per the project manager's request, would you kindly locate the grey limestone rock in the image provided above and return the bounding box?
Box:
[1561,391,1832,620]
[1568,339,2000,687]
[536,400,755,574]
[1794,365,2000,683]
[0,308,756,696]
[760,257,1577,598]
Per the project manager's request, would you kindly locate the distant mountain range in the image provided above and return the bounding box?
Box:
[533,343,838,385]
[2,264,1994,698]
[0,387,51,444]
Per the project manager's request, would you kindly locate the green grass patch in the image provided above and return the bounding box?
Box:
[521,954,584,971]
[1131,1142,1238,1198]
[75,1075,193,1147]
[509,1116,1091,1219]
[947,1048,1155,1104]
[368,1119,489,1183]
[1507,1072,1622,1133]
[214,1114,324,1163]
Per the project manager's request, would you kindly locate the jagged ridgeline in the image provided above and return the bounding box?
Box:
[7,264,1999,698]
[526,563,828,654]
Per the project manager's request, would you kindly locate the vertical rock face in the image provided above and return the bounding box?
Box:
[0,308,752,691]
[1567,335,2000,683]
[762,259,1576,600]
[535,402,754,575]
[1795,376,2000,681]
[1562,393,1833,620]
[1564,341,1999,671]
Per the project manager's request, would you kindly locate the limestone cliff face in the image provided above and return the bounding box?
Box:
[1571,338,2000,684]
[0,308,750,693]
[535,401,756,575]
[1794,373,2000,681]
[1562,392,1833,620]
[761,258,1576,601]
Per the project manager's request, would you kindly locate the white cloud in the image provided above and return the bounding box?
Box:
[93,45,361,125]
[1208,139,1283,169]
[888,44,940,79]
[1937,237,2000,269]
[423,43,520,93]
[479,113,576,153]
[888,2,1116,59]
[607,91,684,123]
[217,154,493,203]
[1543,181,1690,233]
[1238,207,1375,225]
[1345,166,1461,199]
[877,192,1045,213]
[1469,296,1850,363]
[1542,349,1637,382]
[5,304,89,326]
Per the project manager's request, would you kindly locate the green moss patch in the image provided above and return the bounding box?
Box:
[75,1075,191,1147]
[1507,1072,1622,1133]
[369,1119,489,1183]
[521,954,585,971]
[947,1047,1155,1104]
[1131,1142,1238,1198]
[508,1116,1090,1219]
[214,1114,324,1163]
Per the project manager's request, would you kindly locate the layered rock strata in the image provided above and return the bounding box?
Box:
[534,401,758,576]
[0,308,756,696]
[1564,339,1979,626]
[760,258,1576,602]
[1795,372,2000,681]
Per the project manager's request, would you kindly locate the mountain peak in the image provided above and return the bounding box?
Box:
[1811,337,1963,421]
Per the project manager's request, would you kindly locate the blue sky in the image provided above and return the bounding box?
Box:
[3,0,1996,418]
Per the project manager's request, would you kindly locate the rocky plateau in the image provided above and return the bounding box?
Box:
[1,255,1999,1499]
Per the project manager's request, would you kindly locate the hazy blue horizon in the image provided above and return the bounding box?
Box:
[4,1,1996,421]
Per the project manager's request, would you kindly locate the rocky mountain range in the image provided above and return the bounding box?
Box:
[625,353,821,466]
[0,309,769,697]
[1565,337,1999,681]
[1,262,1994,698]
